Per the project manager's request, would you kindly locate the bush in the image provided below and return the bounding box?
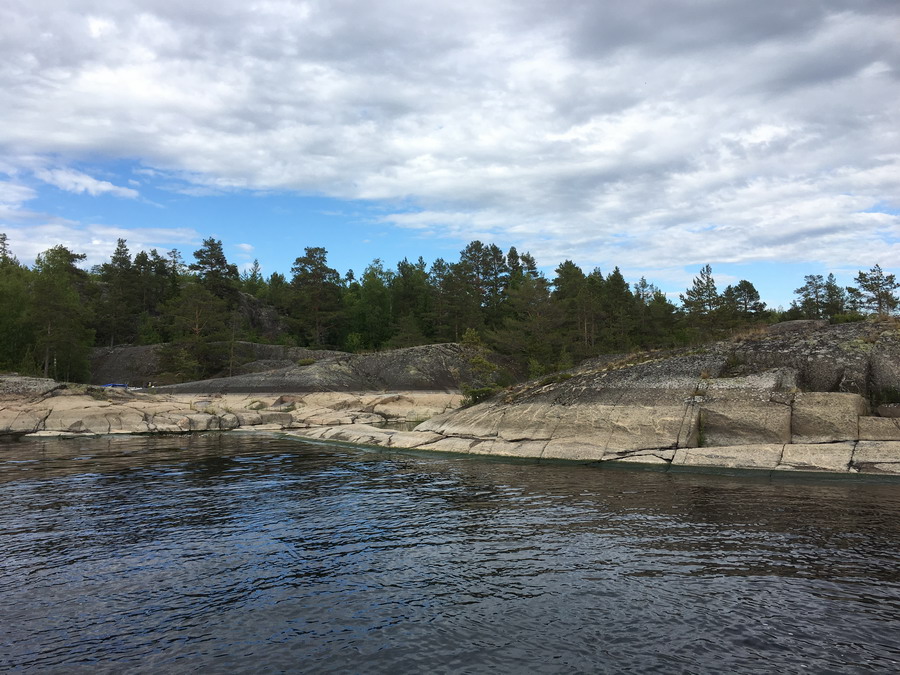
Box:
[461,386,500,407]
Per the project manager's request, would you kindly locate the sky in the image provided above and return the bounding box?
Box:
[2,0,899,309]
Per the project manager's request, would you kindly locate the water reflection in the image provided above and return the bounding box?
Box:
[1,434,899,673]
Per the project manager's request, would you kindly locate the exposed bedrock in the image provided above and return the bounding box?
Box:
[293,320,900,475]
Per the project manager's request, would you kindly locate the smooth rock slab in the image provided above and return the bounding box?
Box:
[607,449,676,465]
[699,400,791,447]
[671,444,784,469]
[858,416,900,441]
[0,409,49,433]
[469,438,547,458]
[853,441,900,474]
[791,392,868,443]
[776,442,855,472]
[542,436,607,461]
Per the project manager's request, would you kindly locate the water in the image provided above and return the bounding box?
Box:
[2,433,900,673]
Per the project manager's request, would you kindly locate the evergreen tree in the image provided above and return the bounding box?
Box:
[482,243,509,327]
[721,280,766,323]
[822,273,847,319]
[0,237,32,371]
[355,259,394,348]
[597,267,637,352]
[487,270,557,373]
[241,259,266,297]
[290,247,342,347]
[95,238,140,346]
[392,257,432,338]
[27,246,94,381]
[158,282,229,382]
[190,238,239,303]
[794,274,825,319]
[680,264,719,318]
[852,265,899,315]
[552,260,590,355]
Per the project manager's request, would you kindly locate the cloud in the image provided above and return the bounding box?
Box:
[0,181,38,219]
[235,243,254,252]
[34,168,139,199]
[1,0,899,279]
[1,222,201,268]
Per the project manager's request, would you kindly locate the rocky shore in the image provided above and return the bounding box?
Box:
[0,379,459,437]
[286,319,900,475]
[4,319,900,476]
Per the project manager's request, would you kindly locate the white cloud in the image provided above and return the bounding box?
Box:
[0,181,37,219]
[34,168,139,199]
[235,243,254,252]
[0,0,898,278]
[1,222,200,268]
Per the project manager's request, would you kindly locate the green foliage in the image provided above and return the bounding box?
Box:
[291,247,342,347]
[680,264,719,318]
[851,265,899,316]
[27,245,95,381]
[873,386,900,406]
[830,312,866,324]
[527,357,547,379]
[2,229,898,388]
[190,237,240,304]
[460,385,500,407]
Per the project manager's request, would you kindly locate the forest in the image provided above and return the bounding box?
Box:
[0,232,897,385]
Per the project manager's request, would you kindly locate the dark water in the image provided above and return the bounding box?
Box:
[2,434,900,673]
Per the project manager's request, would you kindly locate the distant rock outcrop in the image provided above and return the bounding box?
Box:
[90,342,344,387]
[151,343,491,394]
[290,319,900,475]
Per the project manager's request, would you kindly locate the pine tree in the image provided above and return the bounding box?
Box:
[822,273,847,319]
[27,246,94,381]
[680,265,719,317]
[852,265,899,315]
[794,274,825,319]
[290,247,342,347]
[190,238,239,303]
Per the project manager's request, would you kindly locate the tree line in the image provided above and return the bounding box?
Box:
[0,232,897,384]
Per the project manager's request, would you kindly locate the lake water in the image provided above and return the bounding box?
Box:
[2,433,899,673]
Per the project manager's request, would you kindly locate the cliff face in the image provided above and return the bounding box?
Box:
[297,320,900,475]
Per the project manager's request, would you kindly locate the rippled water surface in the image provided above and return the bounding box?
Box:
[2,433,900,673]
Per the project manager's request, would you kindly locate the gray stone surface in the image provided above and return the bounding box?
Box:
[853,441,900,474]
[859,416,900,441]
[671,444,784,469]
[776,442,855,472]
[699,398,791,446]
[153,343,494,394]
[791,393,868,443]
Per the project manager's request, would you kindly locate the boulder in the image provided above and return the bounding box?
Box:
[234,411,263,426]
